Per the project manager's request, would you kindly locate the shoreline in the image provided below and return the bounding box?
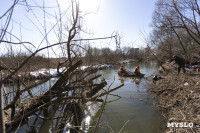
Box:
[2,59,139,84]
[149,63,200,133]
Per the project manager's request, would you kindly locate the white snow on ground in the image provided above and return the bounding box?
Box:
[30,71,40,78]
[26,64,115,79]
[80,66,89,70]
[48,68,59,77]
[29,67,67,78]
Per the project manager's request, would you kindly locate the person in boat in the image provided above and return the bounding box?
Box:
[134,66,140,75]
[170,55,186,74]
[120,65,127,73]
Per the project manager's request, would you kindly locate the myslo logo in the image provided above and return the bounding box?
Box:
[167,122,193,128]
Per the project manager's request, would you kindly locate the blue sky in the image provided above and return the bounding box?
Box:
[80,0,157,48]
[0,0,156,56]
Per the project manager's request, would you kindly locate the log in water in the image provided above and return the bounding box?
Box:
[15,62,163,133]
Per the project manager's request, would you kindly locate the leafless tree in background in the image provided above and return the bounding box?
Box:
[149,0,200,63]
[0,0,123,132]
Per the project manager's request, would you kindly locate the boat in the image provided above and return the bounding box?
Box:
[118,71,145,78]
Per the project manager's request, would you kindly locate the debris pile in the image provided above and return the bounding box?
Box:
[150,63,200,133]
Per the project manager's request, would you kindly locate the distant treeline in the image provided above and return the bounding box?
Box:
[0,53,57,71]
[0,46,152,69]
[81,46,151,65]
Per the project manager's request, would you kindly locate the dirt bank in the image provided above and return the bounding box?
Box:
[150,63,200,133]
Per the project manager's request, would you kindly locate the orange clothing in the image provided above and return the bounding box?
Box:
[120,66,125,72]
[135,67,140,74]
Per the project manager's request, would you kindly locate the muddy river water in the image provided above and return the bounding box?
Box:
[16,62,163,133]
[92,62,163,133]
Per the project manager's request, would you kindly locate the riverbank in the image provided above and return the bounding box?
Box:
[1,59,137,83]
[150,63,200,133]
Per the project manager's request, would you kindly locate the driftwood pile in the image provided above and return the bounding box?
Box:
[1,60,123,132]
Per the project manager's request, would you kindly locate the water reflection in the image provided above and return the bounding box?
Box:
[14,62,162,133]
[118,77,124,84]
[81,116,91,132]
[91,62,163,133]
[131,78,141,85]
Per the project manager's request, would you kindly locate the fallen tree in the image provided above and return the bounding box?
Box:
[0,1,122,132]
[3,59,123,132]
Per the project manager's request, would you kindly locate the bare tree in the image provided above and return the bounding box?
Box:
[0,1,123,132]
[150,0,200,63]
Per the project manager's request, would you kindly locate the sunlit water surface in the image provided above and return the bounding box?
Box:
[15,62,163,133]
[91,62,163,133]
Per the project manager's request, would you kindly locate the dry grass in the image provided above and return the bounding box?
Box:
[150,63,200,133]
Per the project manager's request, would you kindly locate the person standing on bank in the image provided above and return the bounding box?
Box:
[193,52,200,65]
[170,55,186,74]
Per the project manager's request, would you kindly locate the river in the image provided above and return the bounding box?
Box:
[15,62,163,133]
[90,62,163,133]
